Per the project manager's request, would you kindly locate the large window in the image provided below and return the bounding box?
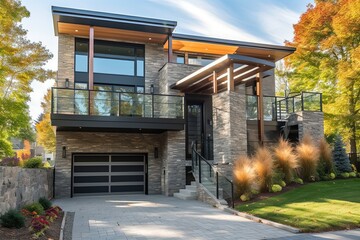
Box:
[74,38,145,86]
[188,55,215,66]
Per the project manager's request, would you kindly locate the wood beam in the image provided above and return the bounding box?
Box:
[88,26,94,90]
[168,34,173,63]
[227,63,234,92]
[184,52,189,64]
[213,71,217,94]
[257,72,265,146]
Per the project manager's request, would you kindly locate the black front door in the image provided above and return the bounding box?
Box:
[186,95,213,160]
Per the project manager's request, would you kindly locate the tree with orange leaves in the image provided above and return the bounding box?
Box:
[284,0,359,155]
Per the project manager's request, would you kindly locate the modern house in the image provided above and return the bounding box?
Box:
[51,6,324,198]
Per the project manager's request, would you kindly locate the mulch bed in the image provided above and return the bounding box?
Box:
[234,182,304,206]
[0,211,64,240]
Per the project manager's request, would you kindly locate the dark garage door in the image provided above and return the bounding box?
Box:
[72,154,146,196]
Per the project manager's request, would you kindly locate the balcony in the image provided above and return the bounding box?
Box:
[51,87,185,132]
[246,92,323,121]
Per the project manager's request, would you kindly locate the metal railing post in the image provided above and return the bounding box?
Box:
[320,93,323,112]
[51,88,54,114]
[216,172,219,199]
[88,90,91,115]
[301,92,304,111]
[231,183,234,209]
[152,94,154,118]
[198,155,202,183]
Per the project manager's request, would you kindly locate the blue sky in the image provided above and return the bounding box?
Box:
[21,0,313,121]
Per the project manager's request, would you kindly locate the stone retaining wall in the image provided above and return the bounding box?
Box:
[0,167,54,215]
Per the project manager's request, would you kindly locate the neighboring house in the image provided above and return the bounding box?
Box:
[51,7,324,198]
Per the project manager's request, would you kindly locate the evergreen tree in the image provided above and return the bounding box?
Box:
[332,135,352,173]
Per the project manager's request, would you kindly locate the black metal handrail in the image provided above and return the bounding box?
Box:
[191,141,234,208]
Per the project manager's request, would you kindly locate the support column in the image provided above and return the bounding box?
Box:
[167,34,173,63]
[213,71,217,94]
[256,72,264,145]
[212,84,247,165]
[88,26,94,90]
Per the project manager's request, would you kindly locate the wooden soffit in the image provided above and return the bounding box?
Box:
[171,54,275,94]
[58,22,168,44]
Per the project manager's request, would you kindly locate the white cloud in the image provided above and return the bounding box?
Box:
[254,4,300,44]
[29,79,55,123]
[153,0,268,43]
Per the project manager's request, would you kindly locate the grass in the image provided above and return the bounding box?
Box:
[236,178,360,232]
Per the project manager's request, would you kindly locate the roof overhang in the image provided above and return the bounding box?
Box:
[171,54,275,94]
[165,33,295,61]
[52,6,177,43]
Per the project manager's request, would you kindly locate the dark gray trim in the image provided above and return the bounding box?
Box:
[51,114,185,131]
[172,33,296,52]
[52,6,177,35]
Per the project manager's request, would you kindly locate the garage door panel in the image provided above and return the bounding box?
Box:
[74,165,109,172]
[74,155,109,163]
[112,155,144,162]
[111,175,144,182]
[74,186,109,194]
[111,165,144,172]
[74,176,109,183]
[111,185,144,192]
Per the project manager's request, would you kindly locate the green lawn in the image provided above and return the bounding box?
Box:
[236,178,360,232]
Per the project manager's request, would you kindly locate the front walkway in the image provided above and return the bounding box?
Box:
[54,195,360,240]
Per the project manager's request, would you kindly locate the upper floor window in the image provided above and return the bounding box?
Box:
[75,38,145,77]
[188,55,215,66]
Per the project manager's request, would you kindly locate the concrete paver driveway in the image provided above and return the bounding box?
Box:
[55,195,292,240]
[55,195,360,240]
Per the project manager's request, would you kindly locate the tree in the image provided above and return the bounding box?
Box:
[0,0,54,155]
[35,89,55,152]
[284,0,359,155]
[332,135,352,173]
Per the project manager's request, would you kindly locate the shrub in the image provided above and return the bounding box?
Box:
[271,184,282,192]
[39,197,52,210]
[45,206,60,222]
[293,178,304,184]
[23,157,43,168]
[296,134,319,181]
[240,194,251,202]
[340,172,350,178]
[349,172,357,178]
[279,180,286,187]
[351,164,357,173]
[358,173,360,178]
[317,138,334,176]
[273,138,298,183]
[0,209,25,228]
[329,172,336,179]
[332,135,352,173]
[0,156,21,167]
[252,147,274,192]
[233,156,257,196]
[23,202,44,215]
[43,161,51,168]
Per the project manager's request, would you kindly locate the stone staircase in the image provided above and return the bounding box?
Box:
[174,181,197,200]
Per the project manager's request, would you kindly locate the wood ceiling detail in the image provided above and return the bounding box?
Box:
[58,22,168,43]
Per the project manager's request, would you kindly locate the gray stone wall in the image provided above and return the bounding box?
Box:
[262,69,276,96]
[161,131,186,196]
[57,34,75,87]
[55,131,162,198]
[212,86,247,165]
[297,111,324,142]
[145,44,166,93]
[0,167,53,215]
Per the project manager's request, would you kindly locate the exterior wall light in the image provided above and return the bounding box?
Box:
[150,84,154,94]
[62,146,67,158]
[65,78,70,88]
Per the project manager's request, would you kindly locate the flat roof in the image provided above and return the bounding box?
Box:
[52,6,177,35]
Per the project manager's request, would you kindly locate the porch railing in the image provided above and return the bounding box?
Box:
[51,87,184,119]
[191,142,234,208]
[246,91,322,121]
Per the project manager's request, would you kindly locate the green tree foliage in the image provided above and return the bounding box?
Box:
[35,89,55,152]
[332,135,352,173]
[0,0,54,156]
[283,0,360,154]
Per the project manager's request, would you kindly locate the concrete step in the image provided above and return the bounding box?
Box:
[174,192,197,200]
[185,185,197,191]
[179,189,197,197]
[190,181,197,186]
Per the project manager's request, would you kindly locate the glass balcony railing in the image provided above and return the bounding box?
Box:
[246,92,322,121]
[51,87,184,119]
